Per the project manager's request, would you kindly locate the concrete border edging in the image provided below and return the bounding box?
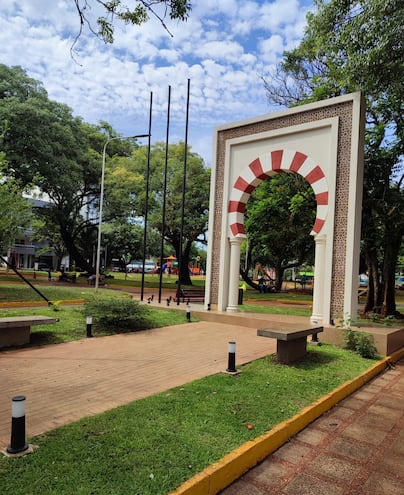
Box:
[169,348,404,495]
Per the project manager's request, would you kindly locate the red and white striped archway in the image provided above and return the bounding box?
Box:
[228,149,329,237]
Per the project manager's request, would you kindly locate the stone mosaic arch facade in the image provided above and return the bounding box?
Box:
[205,93,365,326]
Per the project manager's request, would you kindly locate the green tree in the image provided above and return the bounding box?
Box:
[0,152,31,253]
[73,0,191,44]
[244,173,316,290]
[102,221,160,271]
[262,0,404,317]
[123,141,210,285]
[0,64,142,273]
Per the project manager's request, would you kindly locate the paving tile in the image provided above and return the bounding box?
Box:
[326,437,373,462]
[272,440,313,464]
[294,427,329,446]
[368,404,402,419]
[374,394,403,411]
[305,453,361,482]
[358,412,397,432]
[220,479,266,495]
[243,457,294,487]
[342,423,389,446]
[375,452,404,477]
[361,472,404,495]
[338,397,367,411]
[282,473,344,495]
[390,431,404,455]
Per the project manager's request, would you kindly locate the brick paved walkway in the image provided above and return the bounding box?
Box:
[0,320,276,449]
[220,357,404,495]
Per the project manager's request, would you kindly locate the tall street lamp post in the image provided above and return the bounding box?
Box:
[95,134,150,291]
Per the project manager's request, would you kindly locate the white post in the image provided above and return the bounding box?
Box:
[227,237,242,312]
[311,233,327,325]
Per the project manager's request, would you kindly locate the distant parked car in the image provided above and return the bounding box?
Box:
[395,276,404,290]
[126,261,155,273]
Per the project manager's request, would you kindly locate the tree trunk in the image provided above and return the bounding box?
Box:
[380,230,402,317]
[61,229,93,273]
[174,239,192,286]
[363,249,379,314]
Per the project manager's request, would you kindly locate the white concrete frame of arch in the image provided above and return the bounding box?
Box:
[205,92,365,326]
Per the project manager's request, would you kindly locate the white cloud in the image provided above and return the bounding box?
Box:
[0,0,311,165]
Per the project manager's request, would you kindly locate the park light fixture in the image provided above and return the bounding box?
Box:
[95,134,150,291]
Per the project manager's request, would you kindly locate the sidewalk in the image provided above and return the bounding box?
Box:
[220,356,404,495]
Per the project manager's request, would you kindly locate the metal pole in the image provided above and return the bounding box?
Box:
[176,79,190,305]
[158,86,171,303]
[141,92,153,301]
[96,134,150,292]
[95,139,108,292]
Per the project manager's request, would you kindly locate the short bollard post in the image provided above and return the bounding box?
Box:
[86,316,93,338]
[186,303,191,321]
[226,341,237,373]
[7,396,28,454]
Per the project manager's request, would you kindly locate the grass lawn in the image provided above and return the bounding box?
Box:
[0,303,190,348]
[0,344,380,495]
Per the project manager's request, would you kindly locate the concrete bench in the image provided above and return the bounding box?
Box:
[257,326,324,364]
[0,316,58,349]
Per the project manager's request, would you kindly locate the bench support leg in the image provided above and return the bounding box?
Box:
[0,326,31,348]
[276,337,307,364]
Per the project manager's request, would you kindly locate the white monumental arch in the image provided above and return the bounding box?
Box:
[205,92,365,326]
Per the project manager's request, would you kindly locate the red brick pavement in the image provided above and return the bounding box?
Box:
[0,321,276,449]
[220,357,404,495]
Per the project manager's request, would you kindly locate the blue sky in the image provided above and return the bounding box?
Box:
[0,0,313,165]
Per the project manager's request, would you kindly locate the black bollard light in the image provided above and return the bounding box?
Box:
[226,341,237,373]
[186,302,191,321]
[86,316,93,338]
[7,396,28,454]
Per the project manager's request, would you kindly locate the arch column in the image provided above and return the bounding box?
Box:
[311,233,327,325]
[226,236,242,312]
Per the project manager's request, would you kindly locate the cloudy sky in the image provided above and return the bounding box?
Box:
[0,0,313,165]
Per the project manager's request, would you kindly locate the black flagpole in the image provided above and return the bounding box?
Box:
[140,91,153,301]
[158,85,171,303]
[176,79,190,305]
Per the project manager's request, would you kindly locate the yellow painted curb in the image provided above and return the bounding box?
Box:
[0,299,85,308]
[169,349,404,495]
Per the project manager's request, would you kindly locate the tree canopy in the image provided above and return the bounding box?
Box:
[244,173,316,290]
[117,141,210,284]
[0,64,142,272]
[0,64,208,279]
[262,0,403,317]
[73,0,192,45]
[0,152,31,252]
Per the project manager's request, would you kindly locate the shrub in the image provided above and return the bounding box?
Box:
[343,328,378,359]
[83,297,152,331]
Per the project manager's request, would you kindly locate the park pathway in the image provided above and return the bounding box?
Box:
[0,320,276,449]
